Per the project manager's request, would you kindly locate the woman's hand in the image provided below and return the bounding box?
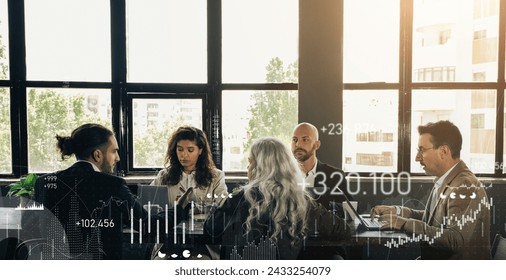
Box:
[176,187,193,208]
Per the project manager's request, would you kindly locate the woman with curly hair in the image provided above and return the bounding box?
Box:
[151,126,228,209]
[204,137,348,259]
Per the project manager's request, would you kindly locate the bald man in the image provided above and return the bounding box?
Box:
[292,122,353,214]
[292,122,353,260]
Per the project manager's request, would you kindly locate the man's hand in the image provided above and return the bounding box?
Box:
[378,213,408,231]
[176,187,193,208]
[370,205,396,217]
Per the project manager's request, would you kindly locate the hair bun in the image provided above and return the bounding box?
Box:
[56,135,74,158]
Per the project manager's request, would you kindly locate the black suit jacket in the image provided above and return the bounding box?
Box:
[24,161,184,259]
[297,161,353,259]
[310,161,353,217]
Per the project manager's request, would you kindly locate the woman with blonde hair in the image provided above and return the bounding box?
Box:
[204,137,348,259]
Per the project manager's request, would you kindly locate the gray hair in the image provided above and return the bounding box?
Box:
[244,137,311,245]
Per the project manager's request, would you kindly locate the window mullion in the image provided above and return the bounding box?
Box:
[399,0,414,173]
[8,0,28,177]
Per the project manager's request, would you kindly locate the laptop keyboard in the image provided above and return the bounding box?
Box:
[363,218,387,228]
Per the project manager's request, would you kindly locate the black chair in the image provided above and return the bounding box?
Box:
[491,234,506,260]
[0,237,20,260]
[14,238,47,260]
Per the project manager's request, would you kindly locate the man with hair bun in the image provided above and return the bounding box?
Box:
[24,123,192,259]
[55,123,119,174]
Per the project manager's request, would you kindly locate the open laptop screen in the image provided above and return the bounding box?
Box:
[137,184,173,211]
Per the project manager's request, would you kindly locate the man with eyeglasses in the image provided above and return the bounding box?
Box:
[371,120,491,259]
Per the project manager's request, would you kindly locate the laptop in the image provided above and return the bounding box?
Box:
[342,198,387,231]
[137,184,174,213]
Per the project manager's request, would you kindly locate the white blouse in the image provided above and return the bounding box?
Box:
[150,168,228,208]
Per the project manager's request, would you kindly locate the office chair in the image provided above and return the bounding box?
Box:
[0,237,20,260]
[14,238,47,260]
[491,234,506,260]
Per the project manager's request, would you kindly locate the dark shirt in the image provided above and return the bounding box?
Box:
[311,161,353,218]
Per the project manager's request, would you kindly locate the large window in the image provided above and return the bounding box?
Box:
[410,0,500,174]
[131,98,203,169]
[411,90,496,174]
[343,0,399,83]
[25,0,111,82]
[0,87,10,174]
[222,90,298,171]
[222,0,298,83]
[343,0,504,175]
[0,0,8,79]
[27,88,111,173]
[343,91,398,173]
[342,0,400,173]
[0,0,10,174]
[2,0,505,178]
[221,0,298,171]
[126,0,206,83]
[1,0,298,177]
[412,0,499,83]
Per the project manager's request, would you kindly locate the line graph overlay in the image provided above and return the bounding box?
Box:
[384,196,492,249]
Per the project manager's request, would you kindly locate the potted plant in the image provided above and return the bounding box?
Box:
[7,173,38,207]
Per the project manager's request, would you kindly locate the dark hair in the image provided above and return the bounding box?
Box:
[162,126,215,187]
[418,120,462,159]
[56,123,114,161]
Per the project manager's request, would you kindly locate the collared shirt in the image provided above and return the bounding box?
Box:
[303,159,318,189]
[429,161,460,210]
[180,170,198,191]
[76,160,101,172]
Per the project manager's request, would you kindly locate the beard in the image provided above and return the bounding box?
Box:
[293,147,315,162]
[100,161,115,174]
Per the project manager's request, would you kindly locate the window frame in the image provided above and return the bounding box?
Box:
[2,0,298,178]
[343,0,506,177]
[126,92,206,173]
[3,0,506,178]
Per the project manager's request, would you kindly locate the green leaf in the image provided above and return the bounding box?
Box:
[24,173,38,186]
[16,190,31,196]
[7,173,37,197]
